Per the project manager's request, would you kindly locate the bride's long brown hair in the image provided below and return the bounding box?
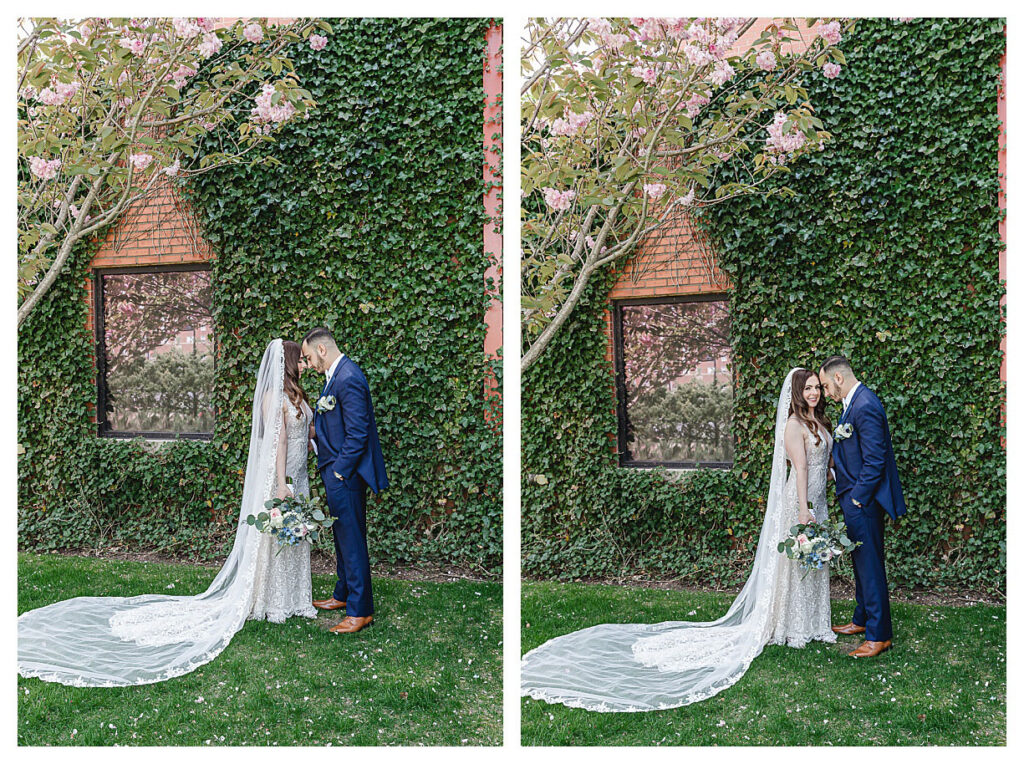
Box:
[283,340,308,413]
[788,368,831,445]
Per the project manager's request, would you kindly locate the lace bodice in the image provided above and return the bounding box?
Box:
[280,398,313,498]
[784,418,832,523]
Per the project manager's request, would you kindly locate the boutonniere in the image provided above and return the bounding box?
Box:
[315,395,336,414]
[834,423,853,441]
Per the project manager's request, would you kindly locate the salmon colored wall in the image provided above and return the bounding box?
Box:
[999,49,1006,384]
[483,23,503,396]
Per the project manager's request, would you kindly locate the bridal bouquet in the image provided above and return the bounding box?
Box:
[777,520,860,576]
[246,489,335,552]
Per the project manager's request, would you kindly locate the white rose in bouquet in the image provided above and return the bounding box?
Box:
[269,507,284,529]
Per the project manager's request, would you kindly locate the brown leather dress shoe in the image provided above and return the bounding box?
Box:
[312,597,346,610]
[832,622,867,635]
[329,615,374,634]
[848,639,892,658]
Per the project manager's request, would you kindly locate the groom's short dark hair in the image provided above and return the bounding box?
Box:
[821,355,853,376]
[303,326,337,349]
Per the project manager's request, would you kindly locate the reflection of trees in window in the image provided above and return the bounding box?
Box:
[616,298,733,467]
[98,268,214,437]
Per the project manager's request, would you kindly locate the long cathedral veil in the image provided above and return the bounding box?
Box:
[520,369,798,712]
[18,339,286,687]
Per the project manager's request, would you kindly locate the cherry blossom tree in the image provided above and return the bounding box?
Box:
[17,17,331,327]
[521,17,851,372]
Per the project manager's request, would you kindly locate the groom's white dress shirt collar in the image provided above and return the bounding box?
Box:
[843,381,861,413]
[325,353,345,386]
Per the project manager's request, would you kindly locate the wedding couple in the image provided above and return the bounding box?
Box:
[18,327,388,687]
[521,356,906,712]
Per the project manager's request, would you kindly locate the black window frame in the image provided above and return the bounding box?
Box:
[94,262,215,441]
[612,293,735,469]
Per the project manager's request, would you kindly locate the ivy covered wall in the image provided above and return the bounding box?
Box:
[18,18,502,575]
[521,17,1006,592]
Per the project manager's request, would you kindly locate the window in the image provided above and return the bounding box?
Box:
[95,265,215,439]
[613,295,733,468]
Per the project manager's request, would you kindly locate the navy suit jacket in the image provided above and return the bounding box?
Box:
[313,356,389,495]
[833,384,906,522]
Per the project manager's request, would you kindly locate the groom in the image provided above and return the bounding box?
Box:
[819,356,906,658]
[301,326,388,634]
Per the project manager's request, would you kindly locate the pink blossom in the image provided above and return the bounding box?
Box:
[717,18,745,34]
[587,18,612,36]
[28,156,61,180]
[602,32,630,50]
[765,111,806,157]
[709,60,735,86]
[666,19,691,40]
[709,33,737,60]
[309,34,328,51]
[687,22,712,45]
[643,183,667,200]
[163,159,181,176]
[167,65,196,89]
[53,200,81,219]
[172,18,202,39]
[129,153,153,171]
[822,62,842,79]
[684,43,713,68]
[541,187,576,211]
[198,32,222,59]
[37,81,79,106]
[819,21,842,46]
[119,37,146,56]
[640,18,666,41]
[631,65,658,85]
[196,18,218,32]
[756,50,777,72]
[549,110,595,137]
[679,187,696,206]
[250,83,297,130]
[685,91,710,118]
[243,23,264,44]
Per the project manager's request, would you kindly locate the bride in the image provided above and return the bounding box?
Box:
[18,339,316,687]
[520,367,837,712]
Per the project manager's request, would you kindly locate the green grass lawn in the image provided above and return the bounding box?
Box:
[522,581,1005,746]
[18,552,501,746]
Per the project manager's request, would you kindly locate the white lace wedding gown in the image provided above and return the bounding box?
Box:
[250,398,317,623]
[18,340,313,687]
[769,418,836,648]
[521,368,835,712]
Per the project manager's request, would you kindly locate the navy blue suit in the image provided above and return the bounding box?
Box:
[832,384,906,642]
[313,355,388,617]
